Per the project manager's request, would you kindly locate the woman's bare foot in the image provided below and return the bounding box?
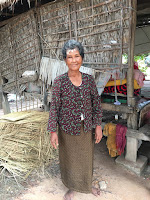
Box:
[64,190,74,200]
[92,187,100,197]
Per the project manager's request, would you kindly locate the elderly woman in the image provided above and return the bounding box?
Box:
[47,40,103,200]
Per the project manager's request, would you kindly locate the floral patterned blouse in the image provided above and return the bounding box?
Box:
[47,72,102,135]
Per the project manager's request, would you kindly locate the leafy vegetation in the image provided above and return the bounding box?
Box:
[122,53,150,74]
[134,54,149,73]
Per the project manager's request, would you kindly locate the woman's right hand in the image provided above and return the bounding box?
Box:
[50,132,59,149]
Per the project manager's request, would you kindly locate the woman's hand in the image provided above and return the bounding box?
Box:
[95,125,103,144]
[50,132,59,149]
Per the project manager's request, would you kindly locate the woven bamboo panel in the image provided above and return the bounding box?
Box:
[0,25,14,81]
[39,0,131,70]
[0,10,41,93]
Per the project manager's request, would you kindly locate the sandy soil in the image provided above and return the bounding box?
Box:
[0,108,150,200]
[11,138,150,200]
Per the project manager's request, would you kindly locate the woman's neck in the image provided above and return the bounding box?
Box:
[68,70,81,78]
[68,70,82,86]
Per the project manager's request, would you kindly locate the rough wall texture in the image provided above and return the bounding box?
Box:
[0,0,132,94]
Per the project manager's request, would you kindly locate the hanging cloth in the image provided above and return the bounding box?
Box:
[116,124,127,155]
[103,123,120,157]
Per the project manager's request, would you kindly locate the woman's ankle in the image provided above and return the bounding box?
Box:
[64,190,74,200]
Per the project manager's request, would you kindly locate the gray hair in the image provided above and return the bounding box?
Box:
[62,40,84,59]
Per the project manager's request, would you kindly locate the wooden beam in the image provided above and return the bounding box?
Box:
[1,12,16,17]
[101,103,134,114]
[137,1,150,13]
[0,18,11,27]
[126,129,150,142]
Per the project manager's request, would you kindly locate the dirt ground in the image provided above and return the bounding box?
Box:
[0,136,150,200]
[0,106,150,200]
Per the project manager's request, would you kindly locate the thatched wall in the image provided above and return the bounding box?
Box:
[0,0,134,95]
[0,10,40,94]
[39,0,130,70]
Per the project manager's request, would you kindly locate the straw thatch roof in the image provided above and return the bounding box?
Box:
[0,0,150,27]
[0,0,58,10]
[0,0,19,10]
[0,0,59,27]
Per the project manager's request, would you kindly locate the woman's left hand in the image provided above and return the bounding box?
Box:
[95,125,103,144]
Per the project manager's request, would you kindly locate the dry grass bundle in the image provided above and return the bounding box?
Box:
[0,111,58,179]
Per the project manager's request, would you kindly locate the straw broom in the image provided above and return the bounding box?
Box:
[0,111,58,180]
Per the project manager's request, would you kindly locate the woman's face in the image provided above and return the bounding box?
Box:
[65,48,83,72]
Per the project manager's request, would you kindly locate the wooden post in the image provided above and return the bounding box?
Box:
[127,0,137,129]
[126,0,138,162]
[2,93,11,114]
[0,73,11,113]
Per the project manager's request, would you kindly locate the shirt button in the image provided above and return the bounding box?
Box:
[81,95,83,98]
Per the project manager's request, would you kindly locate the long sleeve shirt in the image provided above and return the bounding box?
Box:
[47,72,102,135]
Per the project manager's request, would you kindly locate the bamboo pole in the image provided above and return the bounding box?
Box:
[29,96,31,110]
[37,98,38,108]
[73,2,78,41]
[68,3,72,39]
[0,56,13,66]
[84,48,126,54]
[30,11,39,71]
[16,94,18,112]
[25,97,27,111]
[11,20,31,34]
[40,3,68,16]
[14,63,36,73]
[16,56,36,66]
[91,25,128,38]
[83,66,128,71]
[83,62,128,66]
[33,96,34,109]
[13,37,37,52]
[15,46,36,57]
[21,97,22,111]
[43,17,129,37]
[43,43,128,49]
[40,0,116,17]
[42,12,68,23]
[119,6,123,85]
[43,26,129,43]
[37,8,45,59]
[44,46,128,53]
[9,24,19,113]
[73,0,116,13]
[41,7,129,31]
